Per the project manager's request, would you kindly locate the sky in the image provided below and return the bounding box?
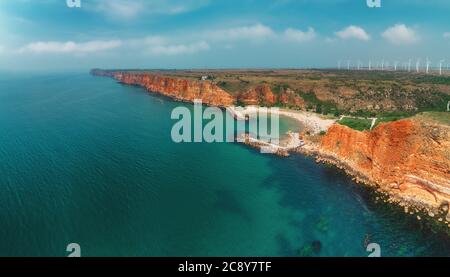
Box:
[0,0,449,72]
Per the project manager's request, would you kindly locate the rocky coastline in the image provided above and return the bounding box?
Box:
[301,122,450,229]
[91,69,450,229]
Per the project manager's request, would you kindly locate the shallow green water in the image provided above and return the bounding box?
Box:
[0,73,448,257]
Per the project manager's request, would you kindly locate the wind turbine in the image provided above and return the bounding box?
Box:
[426,58,431,74]
[338,60,342,70]
[347,60,350,70]
[381,59,385,71]
[416,59,421,73]
[408,59,412,72]
[357,60,362,70]
[394,61,399,71]
[439,59,445,75]
[369,60,372,70]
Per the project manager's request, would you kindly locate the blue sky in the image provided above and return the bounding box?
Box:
[0,0,449,72]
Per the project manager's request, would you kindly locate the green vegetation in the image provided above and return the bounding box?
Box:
[338,117,372,131]
[374,117,403,127]
[217,80,251,94]
[373,117,400,128]
[412,76,450,85]
[350,110,376,118]
[417,112,450,125]
[415,91,450,112]
[272,83,289,94]
[376,111,415,118]
[299,91,320,105]
[299,91,339,115]
[372,111,413,127]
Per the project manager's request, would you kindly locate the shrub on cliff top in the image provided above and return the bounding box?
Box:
[338,118,372,131]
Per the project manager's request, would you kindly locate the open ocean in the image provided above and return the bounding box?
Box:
[0,73,448,256]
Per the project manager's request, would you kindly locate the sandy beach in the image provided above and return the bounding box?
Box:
[227,106,337,134]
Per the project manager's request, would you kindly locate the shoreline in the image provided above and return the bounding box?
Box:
[91,70,450,230]
[296,143,450,230]
[226,105,336,134]
[306,147,450,234]
[226,106,330,156]
[227,107,450,230]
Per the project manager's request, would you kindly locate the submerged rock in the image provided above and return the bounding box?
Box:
[316,216,329,233]
[297,240,322,257]
[311,240,322,253]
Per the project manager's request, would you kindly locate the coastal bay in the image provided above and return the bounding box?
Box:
[93,69,450,226]
[2,0,450,261]
[0,73,448,256]
[0,74,450,256]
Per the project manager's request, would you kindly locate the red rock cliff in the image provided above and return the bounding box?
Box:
[94,70,307,109]
[238,84,277,106]
[319,119,450,212]
[237,85,305,109]
[114,72,236,107]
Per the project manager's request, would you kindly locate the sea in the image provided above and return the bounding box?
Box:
[0,72,448,256]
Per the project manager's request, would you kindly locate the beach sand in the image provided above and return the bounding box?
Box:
[227,106,336,134]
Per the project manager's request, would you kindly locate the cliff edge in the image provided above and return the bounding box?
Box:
[318,116,450,218]
[107,71,236,106]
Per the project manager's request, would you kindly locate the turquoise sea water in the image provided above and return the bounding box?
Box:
[0,73,448,257]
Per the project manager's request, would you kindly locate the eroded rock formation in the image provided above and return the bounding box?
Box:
[237,84,276,106]
[319,118,450,213]
[113,72,236,107]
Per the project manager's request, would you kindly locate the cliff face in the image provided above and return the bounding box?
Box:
[320,119,450,211]
[113,72,236,106]
[238,84,277,106]
[93,70,307,109]
[237,85,305,108]
[278,88,306,109]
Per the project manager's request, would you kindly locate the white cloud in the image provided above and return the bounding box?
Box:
[324,37,336,43]
[18,40,122,54]
[14,22,321,58]
[335,25,370,41]
[92,0,209,19]
[148,41,210,55]
[381,24,419,45]
[206,24,275,41]
[444,32,450,39]
[284,27,316,43]
[94,0,144,19]
[129,36,167,47]
[128,36,209,55]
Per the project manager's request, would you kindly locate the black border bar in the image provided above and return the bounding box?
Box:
[0,257,448,275]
